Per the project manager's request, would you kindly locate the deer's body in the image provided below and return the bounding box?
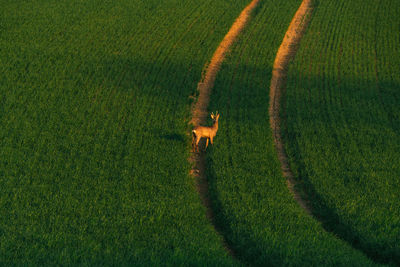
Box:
[192,112,219,152]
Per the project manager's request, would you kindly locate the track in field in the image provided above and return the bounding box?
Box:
[269,0,314,216]
[269,0,383,264]
[189,0,260,258]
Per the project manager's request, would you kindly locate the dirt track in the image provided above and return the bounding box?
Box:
[269,0,314,214]
[190,0,260,127]
[189,0,260,258]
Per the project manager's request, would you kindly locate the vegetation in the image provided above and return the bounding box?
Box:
[284,0,400,264]
[0,0,251,264]
[1,0,397,265]
[207,0,377,265]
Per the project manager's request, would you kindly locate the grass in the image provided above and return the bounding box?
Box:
[0,0,251,264]
[206,0,378,265]
[1,0,396,265]
[284,0,400,264]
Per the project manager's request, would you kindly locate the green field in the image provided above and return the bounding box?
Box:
[0,0,250,264]
[284,0,400,265]
[1,0,398,265]
[206,0,378,265]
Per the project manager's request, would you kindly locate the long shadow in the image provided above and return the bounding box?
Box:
[280,74,400,265]
[204,54,400,265]
[64,42,399,266]
[281,132,395,265]
[161,133,185,142]
[281,132,399,265]
[205,152,287,266]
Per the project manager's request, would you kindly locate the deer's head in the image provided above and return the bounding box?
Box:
[211,111,220,122]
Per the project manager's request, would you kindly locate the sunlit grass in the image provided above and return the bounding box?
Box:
[206,0,377,265]
[0,0,250,264]
[285,0,400,264]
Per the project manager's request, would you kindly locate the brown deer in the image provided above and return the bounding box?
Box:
[192,112,220,152]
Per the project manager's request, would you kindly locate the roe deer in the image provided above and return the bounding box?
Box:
[192,112,220,152]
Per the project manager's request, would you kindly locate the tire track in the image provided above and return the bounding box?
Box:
[269,1,384,264]
[189,0,260,258]
[269,0,314,215]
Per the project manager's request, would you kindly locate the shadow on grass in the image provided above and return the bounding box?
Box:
[205,55,400,265]
[282,125,399,266]
[280,73,400,266]
[205,151,285,266]
[75,53,399,265]
[160,133,185,142]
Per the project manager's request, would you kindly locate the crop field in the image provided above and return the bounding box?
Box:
[1,0,398,265]
[0,0,251,265]
[284,0,400,265]
[206,0,378,265]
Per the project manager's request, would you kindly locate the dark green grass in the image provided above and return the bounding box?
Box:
[284,0,400,265]
[206,0,378,265]
[0,0,251,264]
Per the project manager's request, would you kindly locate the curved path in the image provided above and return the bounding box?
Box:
[269,1,387,264]
[269,0,314,215]
[189,0,260,258]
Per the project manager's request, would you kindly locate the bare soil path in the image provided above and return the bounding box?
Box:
[269,0,314,215]
[189,0,260,258]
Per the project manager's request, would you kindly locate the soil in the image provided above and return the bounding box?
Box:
[269,3,384,264]
[190,0,261,127]
[190,0,314,258]
[189,0,260,258]
[269,0,314,214]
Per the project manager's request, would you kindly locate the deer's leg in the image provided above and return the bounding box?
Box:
[205,138,209,151]
[210,136,213,145]
[195,136,201,152]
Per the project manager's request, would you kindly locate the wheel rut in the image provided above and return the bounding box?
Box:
[269,0,314,215]
[189,0,260,259]
[269,0,383,264]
